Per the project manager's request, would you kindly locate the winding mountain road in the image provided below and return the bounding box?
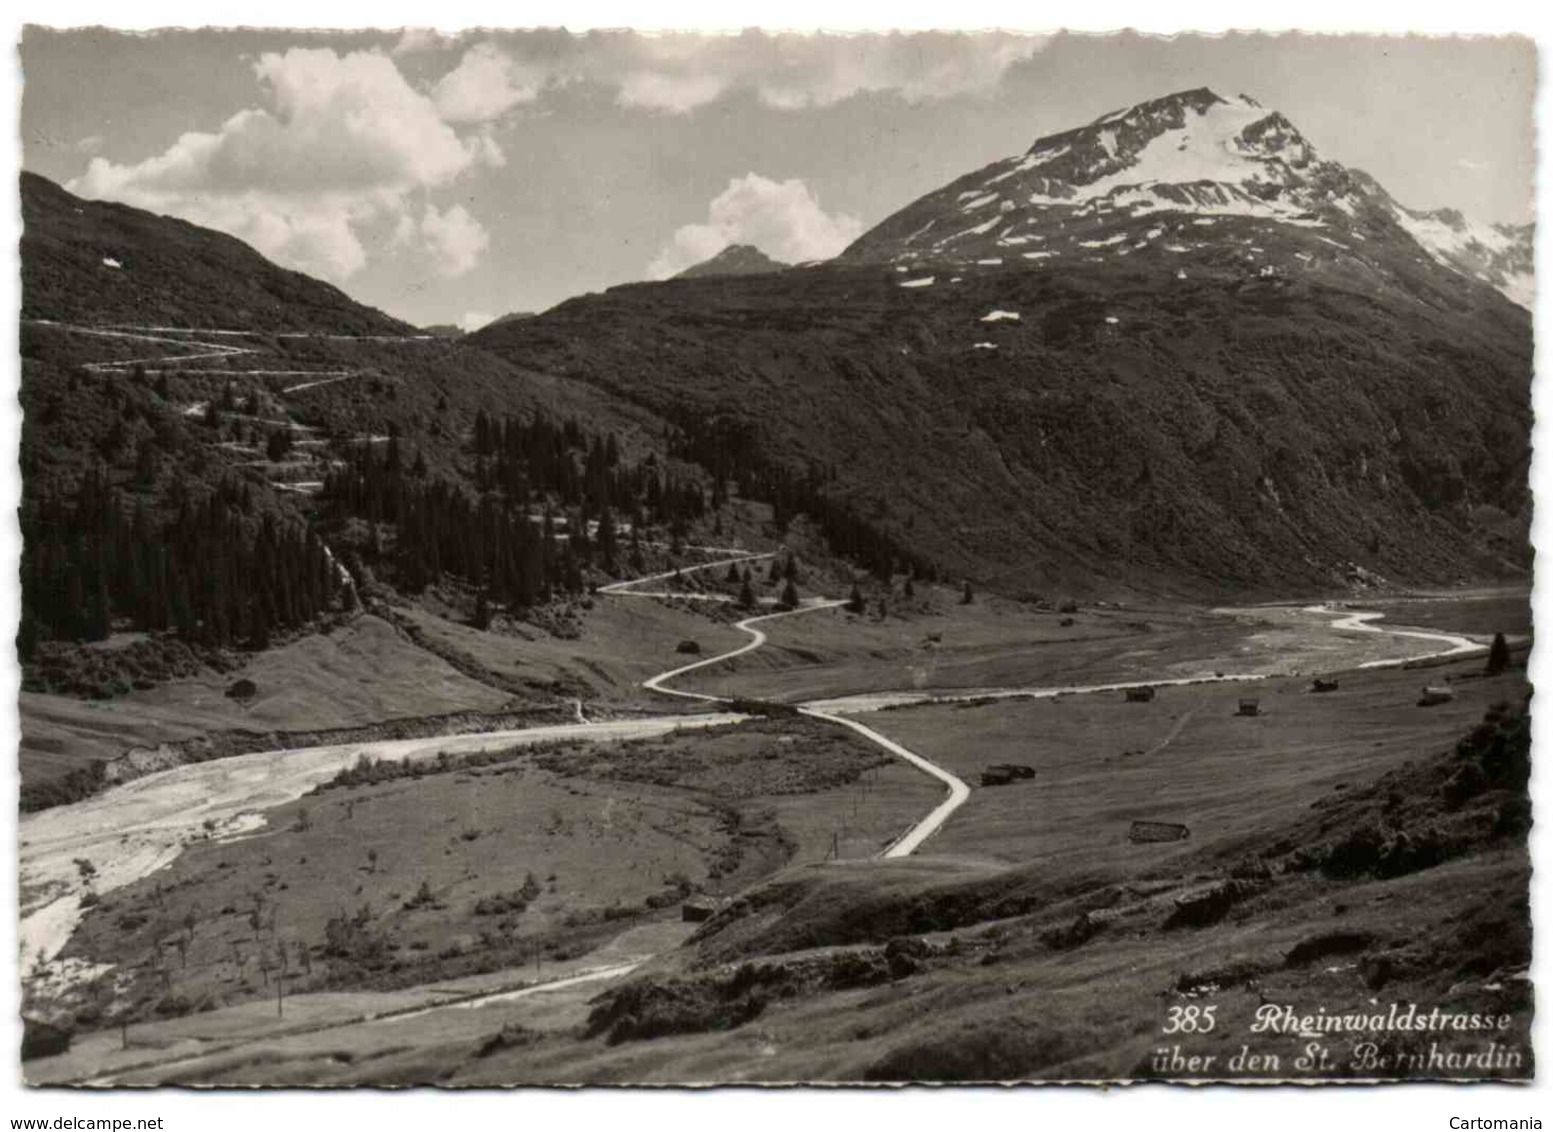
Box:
[602,554,972,857]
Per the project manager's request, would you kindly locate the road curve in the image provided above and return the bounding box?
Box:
[604,558,971,857]
[798,707,971,858]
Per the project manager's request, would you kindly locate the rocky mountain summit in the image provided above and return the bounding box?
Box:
[841,88,1531,308]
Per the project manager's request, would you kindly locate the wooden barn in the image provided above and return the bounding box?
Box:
[1127,820,1191,844]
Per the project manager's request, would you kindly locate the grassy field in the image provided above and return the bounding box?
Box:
[391,597,751,706]
[57,756,727,1014]
[19,616,512,787]
[533,719,941,866]
[674,587,1235,703]
[1356,591,1531,639]
[449,675,1532,1084]
[28,647,1531,1084]
[21,578,1531,1083]
[19,591,757,792]
[44,715,934,1040]
[853,655,1526,866]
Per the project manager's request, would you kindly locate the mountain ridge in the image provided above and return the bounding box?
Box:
[474,88,1532,597]
[839,87,1532,309]
[20,171,414,333]
[675,243,788,280]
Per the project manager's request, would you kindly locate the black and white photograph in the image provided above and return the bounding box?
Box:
[6,13,1539,1095]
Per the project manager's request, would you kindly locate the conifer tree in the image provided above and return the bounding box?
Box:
[780,578,799,610]
[1486,632,1511,676]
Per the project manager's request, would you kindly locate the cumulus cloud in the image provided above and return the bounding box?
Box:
[392,27,453,57]
[69,47,498,281]
[625,31,1045,113]
[427,30,1046,120]
[420,203,489,277]
[648,173,862,278]
[432,42,550,123]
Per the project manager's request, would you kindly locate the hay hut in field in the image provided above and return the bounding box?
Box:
[1125,686,1156,703]
[993,763,1036,780]
[1312,678,1340,693]
[1236,697,1261,717]
[1418,685,1455,707]
[1127,820,1190,844]
[681,897,721,923]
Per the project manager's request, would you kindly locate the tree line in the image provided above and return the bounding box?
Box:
[666,412,937,580]
[318,413,709,611]
[18,468,341,658]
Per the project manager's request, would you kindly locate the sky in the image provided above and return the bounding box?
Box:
[18,27,1536,329]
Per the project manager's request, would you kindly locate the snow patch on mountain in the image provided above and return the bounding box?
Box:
[839,86,1531,308]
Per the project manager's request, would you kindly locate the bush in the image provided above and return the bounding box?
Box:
[20,759,106,813]
[473,890,529,917]
[477,1023,541,1058]
[586,968,778,1044]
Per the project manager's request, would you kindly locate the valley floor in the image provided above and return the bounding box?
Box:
[19,581,1530,1084]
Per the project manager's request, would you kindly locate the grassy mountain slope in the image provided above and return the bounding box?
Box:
[472,240,1531,597]
[21,173,409,333]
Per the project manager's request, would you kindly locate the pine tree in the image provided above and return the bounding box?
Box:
[738,577,756,610]
[903,574,916,599]
[960,580,974,605]
[1486,632,1511,675]
[597,508,618,574]
[846,583,864,614]
[629,524,645,573]
[780,578,799,609]
[726,561,741,585]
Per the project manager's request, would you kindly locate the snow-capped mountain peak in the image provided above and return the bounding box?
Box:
[841,87,1531,308]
